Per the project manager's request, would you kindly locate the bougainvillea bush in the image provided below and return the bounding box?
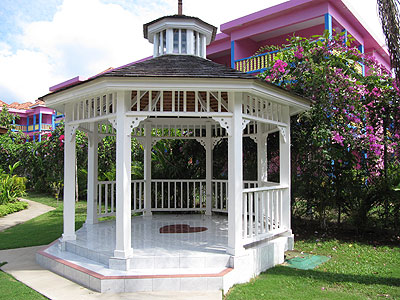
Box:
[259,31,400,230]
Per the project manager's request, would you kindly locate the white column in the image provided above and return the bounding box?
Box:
[257,123,268,185]
[187,29,194,55]
[144,122,152,216]
[279,106,291,230]
[166,28,173,54]
[153,34,159,57]
[227,92,244,255]
[62,104,76,241]
[201,35,207,58]
[205,121,212,216]
[196,32,200,56]
[86,122,98,225]
[114,91,133,259]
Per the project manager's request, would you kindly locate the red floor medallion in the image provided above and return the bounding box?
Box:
[159,224,208,233]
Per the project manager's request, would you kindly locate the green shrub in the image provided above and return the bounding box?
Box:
[0,162,27,205]
[0,201,28,217]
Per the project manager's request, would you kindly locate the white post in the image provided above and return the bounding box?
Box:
[257,123,268,185]
[113,91,133,261]
[144,122,152,216]
[201,35,207,58]
[166,28,173,54]
[153,34,159,57]
[279,106,291,230]
[62,104,76,241]
[86,122,98,225]
[227,92,244,255]
[205,121,212,216]
[187,29,194,55]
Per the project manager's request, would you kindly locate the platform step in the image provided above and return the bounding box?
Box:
[64,240,231,270]
[37,243,232,293]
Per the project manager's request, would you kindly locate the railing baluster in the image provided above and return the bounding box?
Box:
[174,182,177,208]
[105,183,108,213]
[243,193,248,238]
[98,183,102,214]
[249,192,254,237]
[168,181,170,209]
[255,191,259,236]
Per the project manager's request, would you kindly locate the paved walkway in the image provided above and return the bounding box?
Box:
[0,199,55,232]
[0,246,222,300]
[0,199,222,300]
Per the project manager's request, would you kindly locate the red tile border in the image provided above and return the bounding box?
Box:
[37,240,233,280]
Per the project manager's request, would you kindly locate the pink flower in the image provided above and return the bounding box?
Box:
[332,131,344,146]
[273,59,288,73]
[294,46,304,59]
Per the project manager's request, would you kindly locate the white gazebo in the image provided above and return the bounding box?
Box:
[37,5,310,293]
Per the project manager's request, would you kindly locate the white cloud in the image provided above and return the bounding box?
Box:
[0,0,386,103]
[0,0,170,102]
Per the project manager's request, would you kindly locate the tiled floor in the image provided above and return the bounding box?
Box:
[74,214,228,257]
[44,214,231,276]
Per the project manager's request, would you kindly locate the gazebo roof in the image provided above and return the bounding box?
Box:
[102,55,255,79]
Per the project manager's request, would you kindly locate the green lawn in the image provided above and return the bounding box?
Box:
[0,192,87,250]
[1,193,399,299]
[0,270,47,300]
[225,238,400,300]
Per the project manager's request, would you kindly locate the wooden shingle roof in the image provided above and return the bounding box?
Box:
[101,55,255,80]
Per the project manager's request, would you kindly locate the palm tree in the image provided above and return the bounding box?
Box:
[377,0,400,84]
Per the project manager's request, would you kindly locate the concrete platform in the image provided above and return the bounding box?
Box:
[0,246,222,300]
[35,214,294,294]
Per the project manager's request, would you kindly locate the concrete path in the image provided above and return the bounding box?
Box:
[0,199,55,232]
[0,246,222,300]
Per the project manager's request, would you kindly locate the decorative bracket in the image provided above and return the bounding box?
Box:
[67,124,79,142]
[128,116,147,131]
[241,119,250,131]
[211,137,223,149]
[278,126,287,143]
[151,139,159,147]
[135,137,145,147]
[195,138,207,149]
[108,118,117,130]
[212,117,232,136]
[248,135,258,144]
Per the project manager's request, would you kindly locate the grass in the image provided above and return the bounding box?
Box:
[0,271,48,300]
[0,192,87,250]
[0,192,87,299]
[1,193,399,299]
[225,236,400,300]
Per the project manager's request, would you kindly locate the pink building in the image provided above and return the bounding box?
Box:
[206,0,390,74]
[0,100,63,141]
[50,0,390,93]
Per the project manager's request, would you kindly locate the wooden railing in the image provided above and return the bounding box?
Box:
[234,48,364,75]
[151,179,206,211]
[97,180,145,217]
[234,50,279,73]
[242,185,289,245]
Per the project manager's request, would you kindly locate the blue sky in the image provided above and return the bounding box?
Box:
[0,0,386,103]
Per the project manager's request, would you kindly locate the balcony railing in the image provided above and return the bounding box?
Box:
[234,48,364,75]
[234,50,279,74]
[12,123,53,133]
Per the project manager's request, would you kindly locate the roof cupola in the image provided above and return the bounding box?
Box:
[143,1,217,58]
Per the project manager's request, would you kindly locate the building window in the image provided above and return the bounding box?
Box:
[181,29,187,54]
[173,29,179,53]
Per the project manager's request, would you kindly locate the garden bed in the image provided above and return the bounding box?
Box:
[0,201,28,217]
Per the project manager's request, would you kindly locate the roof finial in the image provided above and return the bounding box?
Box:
[178,0,183,15]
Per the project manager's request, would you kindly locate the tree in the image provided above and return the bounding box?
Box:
[378,0,400,84]
[0,105,19,130]
[259,31,400,229]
